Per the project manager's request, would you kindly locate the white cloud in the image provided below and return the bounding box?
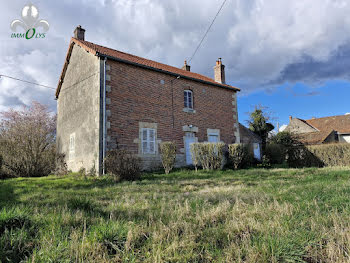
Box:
[1,0,350,111]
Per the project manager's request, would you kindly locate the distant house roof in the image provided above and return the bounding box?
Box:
[305,115,350,134]
[295,130,335,145]
[239,123,262,144]
[287,114,350,145]
[56,38,240,98]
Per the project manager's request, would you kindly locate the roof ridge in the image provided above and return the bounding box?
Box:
[78,39,167,67]
[306,114,350,121]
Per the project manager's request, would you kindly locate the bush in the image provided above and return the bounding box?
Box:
[257,155,272,168]
[208,143,225,170]
[105,149,141,181]
[159,142,176,174]
[265,144,286,164]
[87,165,97,177]
[287,146,323,168]
[228,144,254,169]
[190,143,201,172]
[269,131,297,147]
[78,167,86,177]
[54,153,68,176]
[309,143,350,167]
[190,142,225,170]
[288,143,350,168]
[0,102,56,177]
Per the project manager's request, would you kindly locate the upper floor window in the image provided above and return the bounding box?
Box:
[141,128,155,154]
[184,90,193,109]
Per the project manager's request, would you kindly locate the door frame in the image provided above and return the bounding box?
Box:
[183,131,198,165]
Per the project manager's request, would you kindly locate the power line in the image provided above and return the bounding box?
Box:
[188,0,228,64]
[0,74,55,90]
[59,72,99,95]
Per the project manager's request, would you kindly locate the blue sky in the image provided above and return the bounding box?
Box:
[238,80,349,128]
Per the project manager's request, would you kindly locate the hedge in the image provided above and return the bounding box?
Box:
[288,143,350,168]
[190,142,225,171]
[160,142,177,174]
[228,144,254,169]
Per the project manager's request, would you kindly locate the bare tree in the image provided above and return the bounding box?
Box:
[0,101,56,177]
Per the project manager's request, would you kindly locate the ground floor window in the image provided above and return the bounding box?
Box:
[141,128,155,154]
[208,134,219,143]
[69,133,75,160]
[207,129,220,143]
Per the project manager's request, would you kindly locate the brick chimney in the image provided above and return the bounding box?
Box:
[181,60,191,71]
[214,58,225,84]
[289,116,293,122]
[74,25,85,41]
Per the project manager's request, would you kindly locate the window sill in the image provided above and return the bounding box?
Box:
[139,153,158,157]
[183,108,196,114]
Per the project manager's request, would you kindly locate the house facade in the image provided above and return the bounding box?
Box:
[56,26,240,174]
[285,115,350,145]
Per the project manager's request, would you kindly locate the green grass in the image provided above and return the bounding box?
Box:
[1,167,350,262]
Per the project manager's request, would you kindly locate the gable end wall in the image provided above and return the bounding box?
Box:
[56,44,101,173]
[285,118,317,134]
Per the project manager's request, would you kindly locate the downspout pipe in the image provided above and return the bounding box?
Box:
[102,57,107,174]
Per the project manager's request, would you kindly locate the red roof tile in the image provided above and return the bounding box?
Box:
[305,115,350,134]
[295,130,334,145]
[56,38,239,98]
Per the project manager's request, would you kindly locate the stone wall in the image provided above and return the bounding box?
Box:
[56,44,101,173]
[285,118,317,134]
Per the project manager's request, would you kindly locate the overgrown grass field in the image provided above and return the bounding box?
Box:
[1,167,350,262]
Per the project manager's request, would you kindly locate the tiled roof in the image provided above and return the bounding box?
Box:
[295,130,334,145]
[305,115,350,134]
[56,38,239,98]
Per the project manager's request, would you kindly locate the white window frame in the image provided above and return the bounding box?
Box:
[208,133,219,143]
[69,133,75,160]
[141,128,156,154]
[184,90,193,109]
[207,129,220,143]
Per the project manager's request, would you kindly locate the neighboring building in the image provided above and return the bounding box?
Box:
[284,114,350,145]
[239,123,262,160]
[56,26,241,174]
[279,124,287,132]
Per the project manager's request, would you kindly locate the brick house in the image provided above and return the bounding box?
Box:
[56,26,240,174]
[285,114,350,145]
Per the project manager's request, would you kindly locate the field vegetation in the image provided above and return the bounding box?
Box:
[1,167,350,262]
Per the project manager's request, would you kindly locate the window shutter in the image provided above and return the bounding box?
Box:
[142,129,148,153]
[149,129,155,153]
